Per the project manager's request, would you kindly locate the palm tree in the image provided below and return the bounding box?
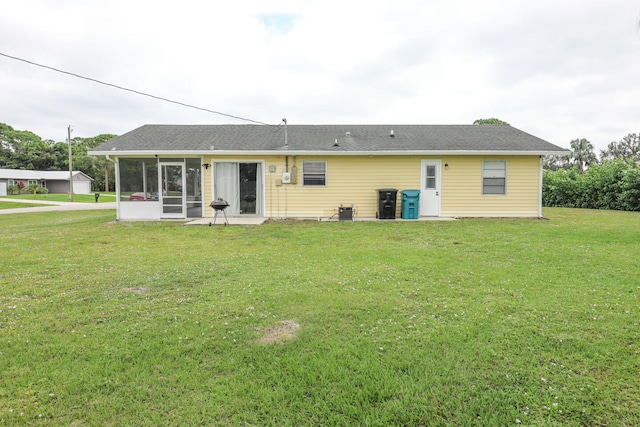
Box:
[570,138,597,174]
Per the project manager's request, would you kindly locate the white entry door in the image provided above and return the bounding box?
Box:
[421,160,441,216]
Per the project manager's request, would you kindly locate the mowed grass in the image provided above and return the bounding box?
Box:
[0,201,50,210]
[0,208,638,426]
[1,193,115,203]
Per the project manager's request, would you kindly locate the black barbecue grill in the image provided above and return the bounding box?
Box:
[209,198,230,226]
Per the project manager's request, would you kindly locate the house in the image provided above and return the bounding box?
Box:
[88,124,569,221]
[0,168,94,196]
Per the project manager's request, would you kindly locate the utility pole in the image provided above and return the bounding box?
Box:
[68,125,74,202]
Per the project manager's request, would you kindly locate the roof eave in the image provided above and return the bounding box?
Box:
[89,149,571,157]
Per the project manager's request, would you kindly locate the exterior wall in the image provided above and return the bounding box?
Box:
[203,159,214,217]
[204,154,542,219]
[46,181,70,194]
[205,155,422,219]
[440,155,541,217]
[268,155,422,219]
[45,179,91,194]
[182,156,540,219]
[120,201,161,220]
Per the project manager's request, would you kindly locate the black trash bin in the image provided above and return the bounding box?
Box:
[377,188,398,219]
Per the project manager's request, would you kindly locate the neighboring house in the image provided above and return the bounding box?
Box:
[0,169,94,196]
[88,124,569,221]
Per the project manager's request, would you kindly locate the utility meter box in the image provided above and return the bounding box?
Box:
[282,172,291,184]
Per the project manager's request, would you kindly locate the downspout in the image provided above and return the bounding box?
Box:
[538,156,543,218]
[106,155,119,221]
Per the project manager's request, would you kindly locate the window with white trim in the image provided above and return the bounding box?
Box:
[482,161,506,195]
[302,161,326,186]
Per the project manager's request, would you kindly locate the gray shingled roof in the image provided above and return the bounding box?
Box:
[90,124,568,155]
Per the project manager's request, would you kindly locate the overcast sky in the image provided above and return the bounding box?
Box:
[1,0,639,152]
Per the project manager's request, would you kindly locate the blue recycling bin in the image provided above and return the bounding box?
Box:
[401,190,420,219]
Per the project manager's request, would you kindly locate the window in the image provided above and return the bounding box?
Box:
[303,161,326,186]
[119,158,159,201]
[28,180,37,186]
[482,161,506,195]
[425,165,436,189]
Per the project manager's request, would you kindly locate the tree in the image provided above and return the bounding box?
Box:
[569,138,597,174]
[543,154,572,171]
[473,118,510,125]
[0,123,48,169]
[600,133,640,162]
[0,122,117,191]
[77,134,117,191]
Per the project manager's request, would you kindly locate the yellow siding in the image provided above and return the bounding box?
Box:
[269,156,423,219]
[203,154,541,219]
[203,160,213,217]
[441,156,541,217]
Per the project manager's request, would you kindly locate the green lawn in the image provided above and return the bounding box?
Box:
[1,208,638,426]
[0,193,115,203]
[0,201,50,210]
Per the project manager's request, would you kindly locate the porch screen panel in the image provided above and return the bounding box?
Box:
[118,158,158,201]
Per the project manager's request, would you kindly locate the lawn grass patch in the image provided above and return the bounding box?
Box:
[1,208,638,425]
[1,193,115,203]
[0,201,50,210]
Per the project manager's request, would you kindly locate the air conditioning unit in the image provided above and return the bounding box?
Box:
[339,205,353,221]
[282,172,291,184]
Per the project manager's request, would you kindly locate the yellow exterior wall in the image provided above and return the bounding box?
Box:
[267,155,422,219]
[440,156,541,217]
[203,154,542,219]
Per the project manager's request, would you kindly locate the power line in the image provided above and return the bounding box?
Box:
[0,51,270,126]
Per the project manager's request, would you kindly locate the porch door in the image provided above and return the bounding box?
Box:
[160,162,185,218]
[214,162,261,215]
[421,160,441,216]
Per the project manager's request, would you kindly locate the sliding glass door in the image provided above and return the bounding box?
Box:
[214,162,261,215]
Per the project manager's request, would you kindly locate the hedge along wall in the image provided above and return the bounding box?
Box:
[542,159,640,211]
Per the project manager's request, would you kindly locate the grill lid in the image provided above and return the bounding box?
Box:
[210,198,230,209]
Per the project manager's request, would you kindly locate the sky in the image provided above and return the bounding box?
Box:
[1,0,639,153]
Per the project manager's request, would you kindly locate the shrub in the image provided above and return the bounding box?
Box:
[543,159,640,211]
[7,184,20,195]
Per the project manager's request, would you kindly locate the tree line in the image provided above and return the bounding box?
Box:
[543,133,640,211]
[2,120,639,211]
[0,123,116,191]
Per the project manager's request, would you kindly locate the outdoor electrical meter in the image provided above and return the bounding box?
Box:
[282,172,291,184]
